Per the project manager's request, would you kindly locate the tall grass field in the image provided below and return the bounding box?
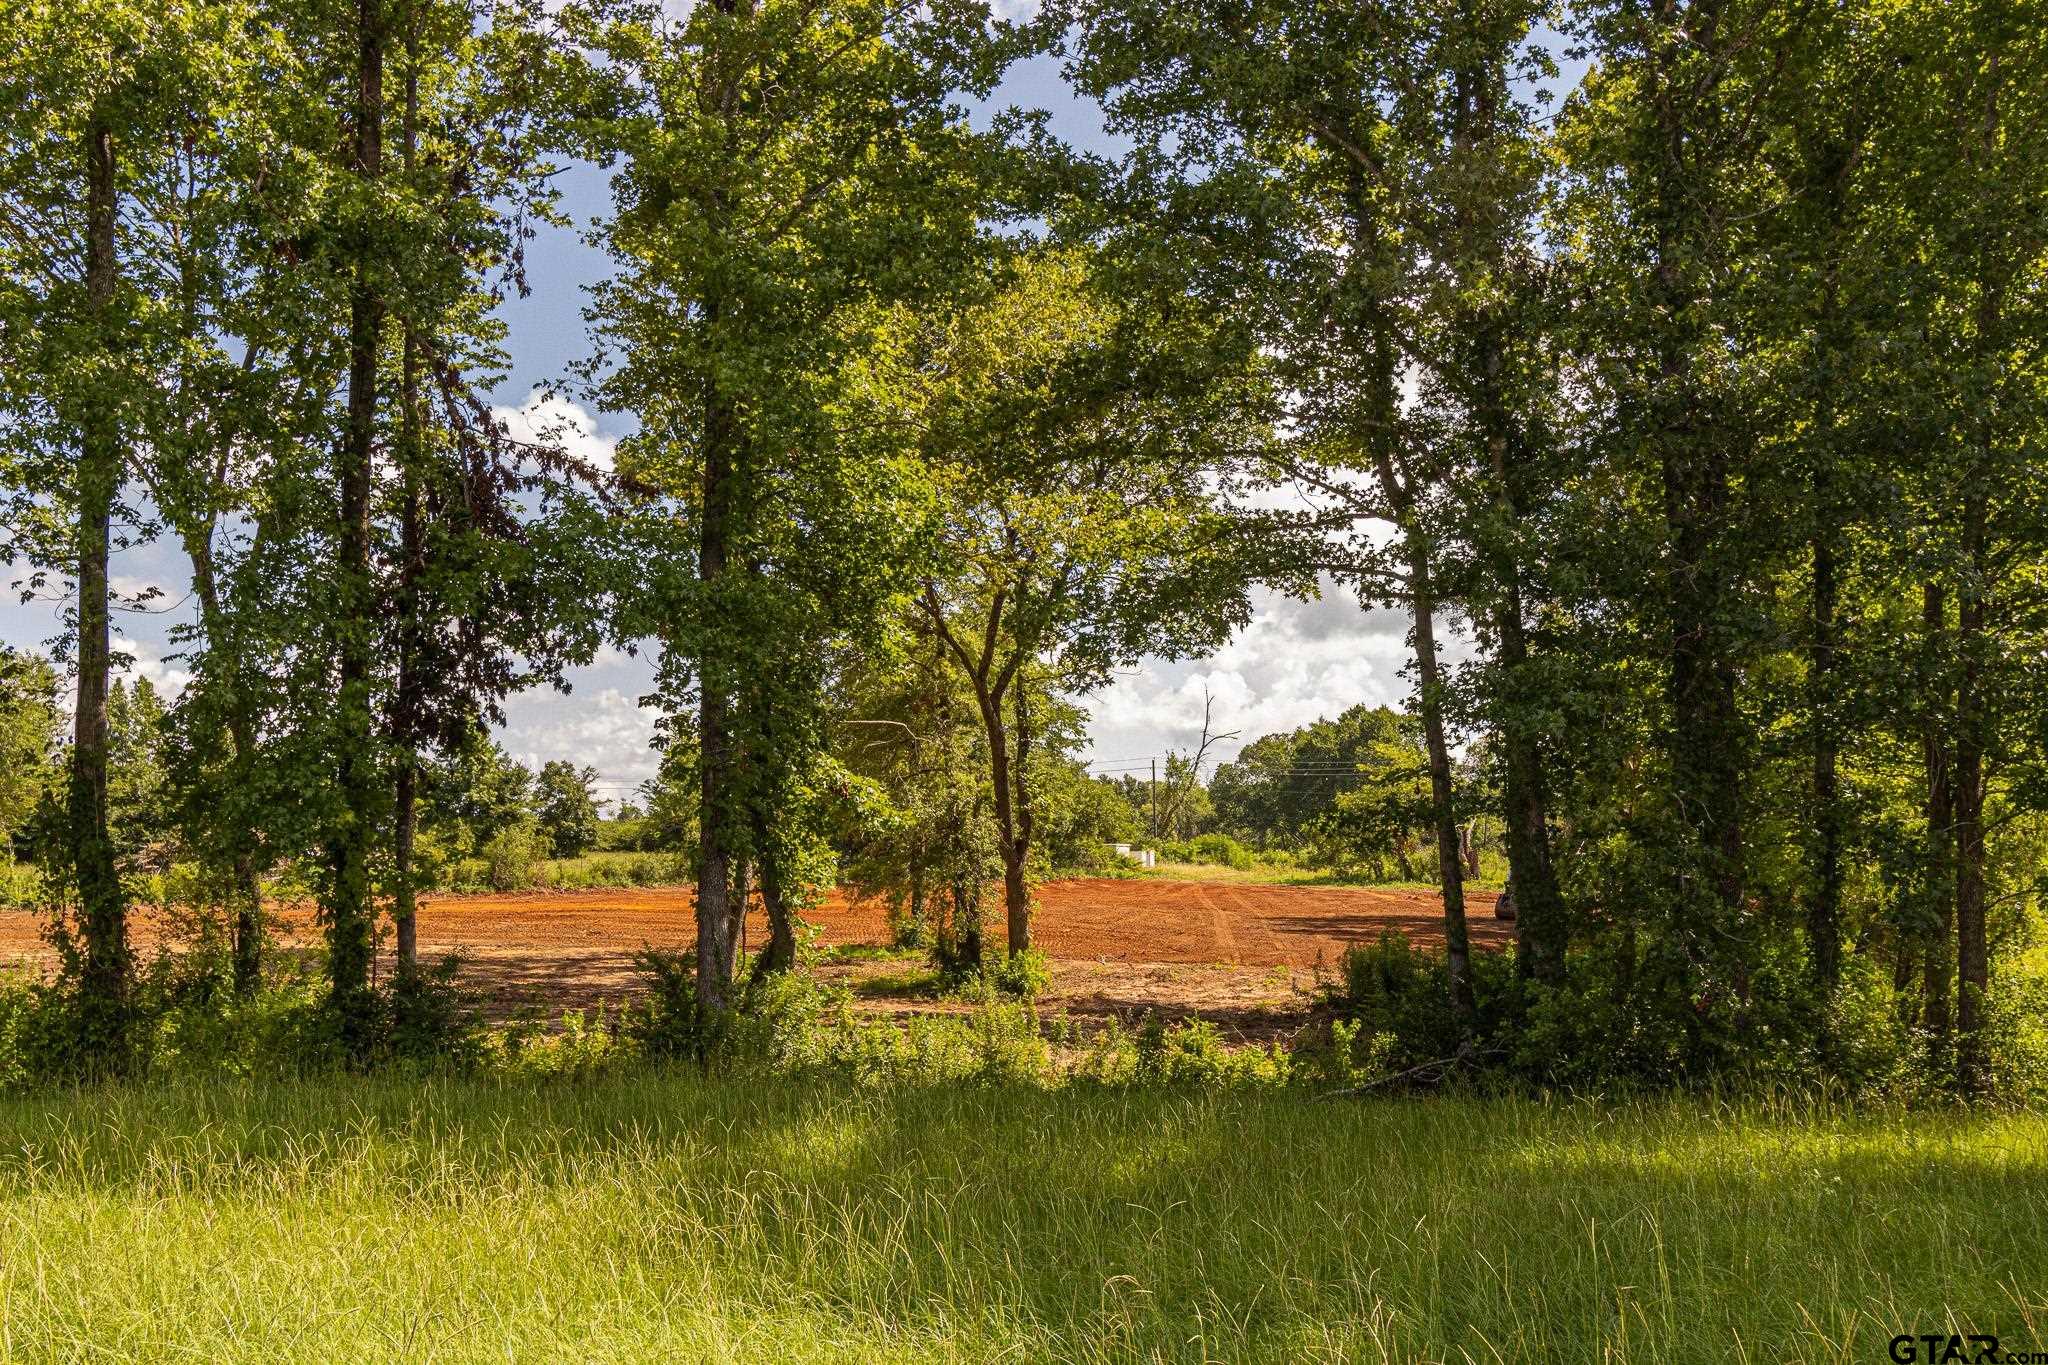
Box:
[0,1075,2039,1361]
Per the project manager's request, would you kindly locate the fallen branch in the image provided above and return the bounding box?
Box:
[1317,1041,1502,1099]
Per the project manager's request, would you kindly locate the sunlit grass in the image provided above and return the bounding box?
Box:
[540,851,687,889]
[0,1076,2039,1361]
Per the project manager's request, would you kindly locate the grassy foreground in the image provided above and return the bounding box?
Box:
[0,1076,2040,1362]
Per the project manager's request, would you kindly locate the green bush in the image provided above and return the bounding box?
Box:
[620,947,720,1062]
[0,861,41,910]
[1329,931,1470,1072]
[1132,1014,1286,1086]
[981,947,1052,999]
[1189,832,1255,870]
[481,820,549,892]
[546,851,686,889]
[0,940,488,1089]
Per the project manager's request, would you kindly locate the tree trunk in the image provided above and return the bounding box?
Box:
[694,363,736,1012]
[185,540,264,993]
[1456,46,1566,986]
[975,675,1031,957]
[71,112,128,1056]
[725,855,749,982]
[1007,673,1036,955]
[390,338,423,982]
[1921,583,1954,1040]
[1403,526,1477,1030]
[1953,489,1989,1095]
[750,818,797,980]
[1648,8,1747,982]
[952,876,981,969]
[1806,504,1844,995]
[389,26,425,984]
[328,0,385,1052]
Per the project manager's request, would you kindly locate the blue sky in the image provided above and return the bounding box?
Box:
[3,39,1583,808]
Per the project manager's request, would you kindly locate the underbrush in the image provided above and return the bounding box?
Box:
[3,925,2041,1108]
[0,860,42,910]
[0,944,488,1088]
[437,849,687,893]
[1326,930,2048,1105]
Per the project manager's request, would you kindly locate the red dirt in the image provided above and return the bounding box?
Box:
[0,878,1502,1033]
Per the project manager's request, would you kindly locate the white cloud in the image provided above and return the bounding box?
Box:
[492,395,617,474]
[499,661,667,804]
[1081,578,1456,770]
[112,636,192,700]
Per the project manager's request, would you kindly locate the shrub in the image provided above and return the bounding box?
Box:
[620,947,720,1062]
[1329,931,1468,1070]
[982,947,1052,999]
[0,861,42,910]
[546,852,686,890]
[1189,833,1255,870]
[1132,1013,1286,1086]
[481,820,548,892]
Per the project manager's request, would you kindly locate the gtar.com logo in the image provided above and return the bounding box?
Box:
[1889,1335,2048,1364]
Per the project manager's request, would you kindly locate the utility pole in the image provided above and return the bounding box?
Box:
[1150,757,1157,839]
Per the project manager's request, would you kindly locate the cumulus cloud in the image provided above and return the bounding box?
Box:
[1081,578,1464,770]
[112,636,193,699]
[492,395,618,474]
[486,582,1471,794]
[499,666,667,807]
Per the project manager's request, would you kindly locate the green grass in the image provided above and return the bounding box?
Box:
[0,1075,2040,1361]
[853,967,945,999]
[539,850,687,889]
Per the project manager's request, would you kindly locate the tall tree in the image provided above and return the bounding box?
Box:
[1069,0,1564,1025]
[1891,0,2048,1093]
[1551,0,1823,1045]
[891,249,1276,954]
[579,0,1031,1008]
[0,0,231,1057]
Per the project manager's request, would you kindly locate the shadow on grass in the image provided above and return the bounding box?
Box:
[5,1077,2045,1362]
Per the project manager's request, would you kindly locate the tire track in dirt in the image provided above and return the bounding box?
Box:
[1195,883,1242,962]
[1219,885,1292,966]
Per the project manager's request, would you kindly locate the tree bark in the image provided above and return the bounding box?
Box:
[328,0,385,1052]
[1953,485,1989,1094]
[1648,8,1747,971]
[185,539,264,993]
[750,812,797,980]
[1920,583,1954,1039]
[1004,672,1036,955]
[71,112,129,1055]
[1450,31,1567,986]
[1806,496,1844,995]
[982,686,1031,955]
[694,354,737,1012]
[389,338,422,982]
[1481,405,1565,983]
[389,24,425,984]
[726,855,749,982]
[1802,141,1861,1008]
[933,582,1034,960]
[1401,524,1477,1030]
[951,875,981,969]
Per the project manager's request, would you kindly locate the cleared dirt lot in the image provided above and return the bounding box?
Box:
[0,878,1502,1035]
